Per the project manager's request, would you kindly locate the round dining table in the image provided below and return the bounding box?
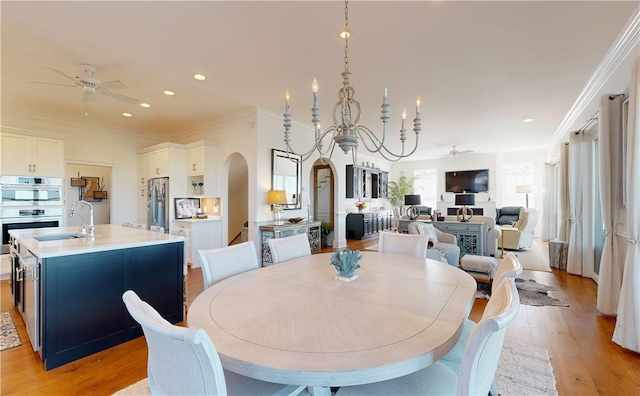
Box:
[188,251,476,395]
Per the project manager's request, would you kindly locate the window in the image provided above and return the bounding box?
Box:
[413,169,437,210]
[502,163,534,207]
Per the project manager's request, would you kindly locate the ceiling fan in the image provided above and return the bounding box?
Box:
[433,145,474,158]
[29,64,139,110]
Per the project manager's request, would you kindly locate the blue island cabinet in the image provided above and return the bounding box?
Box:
[41,241,184,370]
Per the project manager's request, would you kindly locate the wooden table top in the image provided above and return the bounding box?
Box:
[188,251,476,387]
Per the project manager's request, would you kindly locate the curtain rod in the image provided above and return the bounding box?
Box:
[577,111,598,133]
[576,93,626,133]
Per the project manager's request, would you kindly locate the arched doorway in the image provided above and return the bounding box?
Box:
[313,161,335,246]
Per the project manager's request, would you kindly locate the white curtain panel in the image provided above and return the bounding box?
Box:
[558,143,570,244]
[567,132,586,275]
[541,163,555,240]
[596,94,623,315]
[613,57,640,353]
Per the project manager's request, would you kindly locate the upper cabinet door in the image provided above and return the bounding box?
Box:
[1,134,64,177]
[186,146,205,176]
[148,148,169,178]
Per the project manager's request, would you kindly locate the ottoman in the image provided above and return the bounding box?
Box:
[459,254,497,285]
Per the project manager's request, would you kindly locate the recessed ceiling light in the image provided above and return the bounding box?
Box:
[140,103,151,108]
[193,74,206,81]
[122,112,132,117]
[522,118,534,123]
[164,90,175,96]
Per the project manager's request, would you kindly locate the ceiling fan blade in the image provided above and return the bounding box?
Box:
[28,80,77,87]
[99,90,139,105]
[458,150,473,154]
[99,80,130,90]
[43,66,77,83]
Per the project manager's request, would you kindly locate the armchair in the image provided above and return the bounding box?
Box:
[499,209,538,250]
[496,206,523,226]
[408,222,460,266]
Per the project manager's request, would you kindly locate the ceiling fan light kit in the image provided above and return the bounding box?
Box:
[29,63,140,115]
[434,145,473,158]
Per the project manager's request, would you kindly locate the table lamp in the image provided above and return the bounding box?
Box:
[516,184,532,208]
[267,190,288,225]
[404,194,421,220]
[455,193,475,222]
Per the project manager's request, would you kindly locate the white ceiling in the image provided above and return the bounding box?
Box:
[2,1,638,160]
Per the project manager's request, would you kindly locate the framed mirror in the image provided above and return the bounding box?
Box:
[272,149,302,210]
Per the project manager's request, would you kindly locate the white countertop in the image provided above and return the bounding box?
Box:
[9,224,184,258]
[174,216,221,223]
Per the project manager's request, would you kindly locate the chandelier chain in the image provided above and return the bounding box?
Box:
[343,0,349,71]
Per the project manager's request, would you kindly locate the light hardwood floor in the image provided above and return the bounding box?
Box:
[1,238,639,395]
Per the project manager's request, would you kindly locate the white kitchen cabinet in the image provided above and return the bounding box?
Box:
[1,133,64,177]
[136,186,148,224]
[186,146,205,176]
[137,152,149,187]
[185,141,221,196]
[173,218,222,268]
[147,148,170,178]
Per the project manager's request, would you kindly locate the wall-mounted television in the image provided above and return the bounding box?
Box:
[445,169,489,193]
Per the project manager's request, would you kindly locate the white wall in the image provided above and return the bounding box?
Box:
[65,163,111,226]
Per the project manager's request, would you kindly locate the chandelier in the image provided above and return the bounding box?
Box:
[283,0,421,163]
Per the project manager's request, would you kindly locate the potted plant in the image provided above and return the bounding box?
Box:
[388,172,417,208]
[320,221,333,247]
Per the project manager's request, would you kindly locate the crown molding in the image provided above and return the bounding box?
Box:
[550,5,640,149]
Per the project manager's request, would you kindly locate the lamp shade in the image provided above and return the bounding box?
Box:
[516,184,533,194]
[404,194,421,206]
[455,193,475,206]
[267,190,288,205]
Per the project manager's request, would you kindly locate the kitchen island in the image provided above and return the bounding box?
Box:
[9,224,185,370]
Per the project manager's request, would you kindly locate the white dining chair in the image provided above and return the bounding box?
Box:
[377,230,429,258]
[198,241,260,290]
[439,252,523,388]
[335,279,520,396]
[122,290,306,396]
[266,233,311,264]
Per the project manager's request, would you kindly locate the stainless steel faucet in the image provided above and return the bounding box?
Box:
[69,200,95,237]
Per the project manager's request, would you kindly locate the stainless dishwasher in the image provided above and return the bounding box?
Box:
[19,251,40,352]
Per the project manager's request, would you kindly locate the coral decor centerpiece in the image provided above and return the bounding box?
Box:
[330,248,362,282]
[355,201,366,212]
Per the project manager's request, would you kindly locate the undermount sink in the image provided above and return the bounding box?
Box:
[33,233,85,242]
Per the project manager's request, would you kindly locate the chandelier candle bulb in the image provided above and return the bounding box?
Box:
[416,96,421,114]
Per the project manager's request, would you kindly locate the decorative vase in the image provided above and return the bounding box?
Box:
[358,208,363,213]
[330,249,362,282]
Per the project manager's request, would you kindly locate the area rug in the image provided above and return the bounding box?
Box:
[476,279,568,307]
[505,246,552,273]
[515,278,569,307]
[495,339,558,395]
[112,340,557,396]
[112,378,150,395]
[1,311,22,351]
